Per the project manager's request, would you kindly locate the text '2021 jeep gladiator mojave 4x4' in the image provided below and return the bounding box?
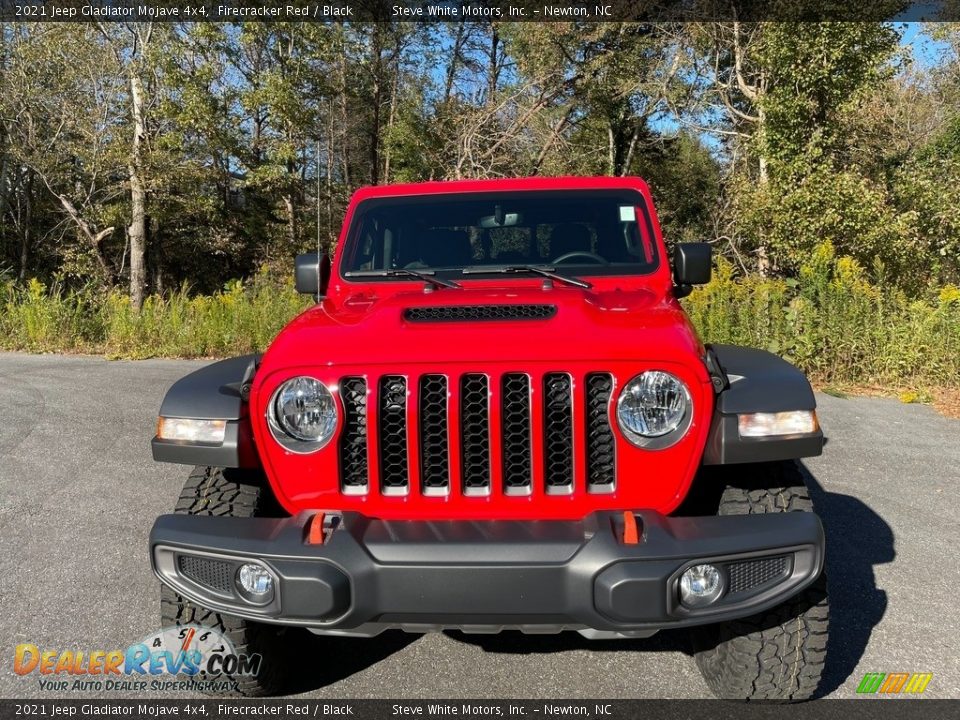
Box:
[150,177,828,700]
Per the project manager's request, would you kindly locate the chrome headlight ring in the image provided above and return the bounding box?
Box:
[616,370,693,450]
[266,376,339,454]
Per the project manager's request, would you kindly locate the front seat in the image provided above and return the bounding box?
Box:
[550,224,593,258]
[418,229,473,268]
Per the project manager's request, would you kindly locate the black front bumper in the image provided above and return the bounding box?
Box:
[150,510,824,633]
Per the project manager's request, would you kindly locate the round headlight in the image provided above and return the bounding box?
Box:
[267,376,338,452]
[617,371,691,446]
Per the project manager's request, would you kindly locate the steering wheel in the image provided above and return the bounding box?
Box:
[551,251,608,265]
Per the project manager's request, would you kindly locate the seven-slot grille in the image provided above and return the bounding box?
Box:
[337,371,617,497]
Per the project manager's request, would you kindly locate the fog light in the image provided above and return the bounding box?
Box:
[679,564,724,607]
[237,563,273,596]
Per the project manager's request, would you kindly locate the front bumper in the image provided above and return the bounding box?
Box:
[150,510,824,633]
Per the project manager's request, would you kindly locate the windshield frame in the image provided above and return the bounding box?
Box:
[337,188,662,284]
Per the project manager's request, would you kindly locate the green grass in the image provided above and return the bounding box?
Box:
[0,274,309,359]
[2,242,959,391]
[682,242,960,389]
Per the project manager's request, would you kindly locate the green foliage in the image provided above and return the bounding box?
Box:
[2,245,958,393]
[0,275,309,359]
[736,160,915,282]
[634,134,721,243]
[759,23,899,165]
[684,245,960,388]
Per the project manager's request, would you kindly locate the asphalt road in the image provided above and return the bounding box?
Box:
[1,352,958,699]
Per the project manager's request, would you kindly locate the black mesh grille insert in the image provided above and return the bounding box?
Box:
[543,373,574,491]
[378,375,409,491]
[405,305,556,323]
[501,373,532,492]
[178,555,233,593]
[419,375,449,492]
[727,556,789,594]
[339,377,368,490]
[585,373,615,490]
[460,374,491,492]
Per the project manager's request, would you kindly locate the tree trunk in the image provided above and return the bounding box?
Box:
[444,22,466,103]
[338,40,351,187]
[487,25,500,102]
[383,55,400,184]
[283,193,297,248]
[127,73,147,310]
[326,98,334,246]
[756,93,770,276]
[18,170,32,283]
[369,28,383,185]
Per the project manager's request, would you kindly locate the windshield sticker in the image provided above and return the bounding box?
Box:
[619,206,636,222]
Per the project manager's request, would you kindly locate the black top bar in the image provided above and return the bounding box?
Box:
[0,1,948,24]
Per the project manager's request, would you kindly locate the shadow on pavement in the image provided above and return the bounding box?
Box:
[284,631,419,694]
[800,461,893,697]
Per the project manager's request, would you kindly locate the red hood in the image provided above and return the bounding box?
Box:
[259,283,708,377]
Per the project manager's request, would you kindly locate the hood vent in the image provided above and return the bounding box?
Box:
[404,304,557,323]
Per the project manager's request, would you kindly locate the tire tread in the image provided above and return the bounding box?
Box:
[692,461,829,701]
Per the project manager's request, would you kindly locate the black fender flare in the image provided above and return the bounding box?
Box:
[703,344,823,465]
[152,355,261,468]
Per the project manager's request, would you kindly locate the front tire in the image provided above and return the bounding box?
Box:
[159,466,297,696]
[691,461,829,701]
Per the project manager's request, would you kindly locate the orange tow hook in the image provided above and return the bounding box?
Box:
[307,512,326,545]
[622,511,639,545]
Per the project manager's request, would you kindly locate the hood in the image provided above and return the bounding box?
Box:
[260,284,707,376]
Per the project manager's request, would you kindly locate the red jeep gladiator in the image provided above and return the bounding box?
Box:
[150,177,828,699]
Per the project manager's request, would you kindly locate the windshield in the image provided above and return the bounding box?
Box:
[341,190,659,279]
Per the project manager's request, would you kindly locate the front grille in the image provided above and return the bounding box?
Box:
[378,375,409,494]
[727,556,789,595]
[543,373,574,493]
[460,374,491,494]
[336,369,616,499]
[419,375,450,494]
[501,374,532,493]
[405,305,556,322]
[178,555,233,593]
[585,373,616,491]
[339,377,369,491]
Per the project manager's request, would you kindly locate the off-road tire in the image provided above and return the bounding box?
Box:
[159,466,297,697]
[690,460,829,701]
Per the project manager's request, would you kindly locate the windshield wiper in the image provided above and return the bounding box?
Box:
[461,265,592,289]
[345,269,462,289]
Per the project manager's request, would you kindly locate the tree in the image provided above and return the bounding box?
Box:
[0,24,126,283]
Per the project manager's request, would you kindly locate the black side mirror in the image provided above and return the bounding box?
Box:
[295,253,331,298]
[672,243,712,297]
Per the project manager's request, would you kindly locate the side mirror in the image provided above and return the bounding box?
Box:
[295,253,331,298]
[672,243,711,296]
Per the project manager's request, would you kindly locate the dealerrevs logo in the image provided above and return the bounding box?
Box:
[856,672,933,696]
[13,626,261,693]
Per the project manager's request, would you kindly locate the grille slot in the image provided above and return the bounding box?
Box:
[339,377,369,492]
[501,373,532,494]
[405,305,556,323]
[727,556,789,595]
[378,375,409,494]
[178,555,233,594]
[543,373,574,493]
[419,375,450,495]
[585,373,616,492]
[460,374,491,495]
